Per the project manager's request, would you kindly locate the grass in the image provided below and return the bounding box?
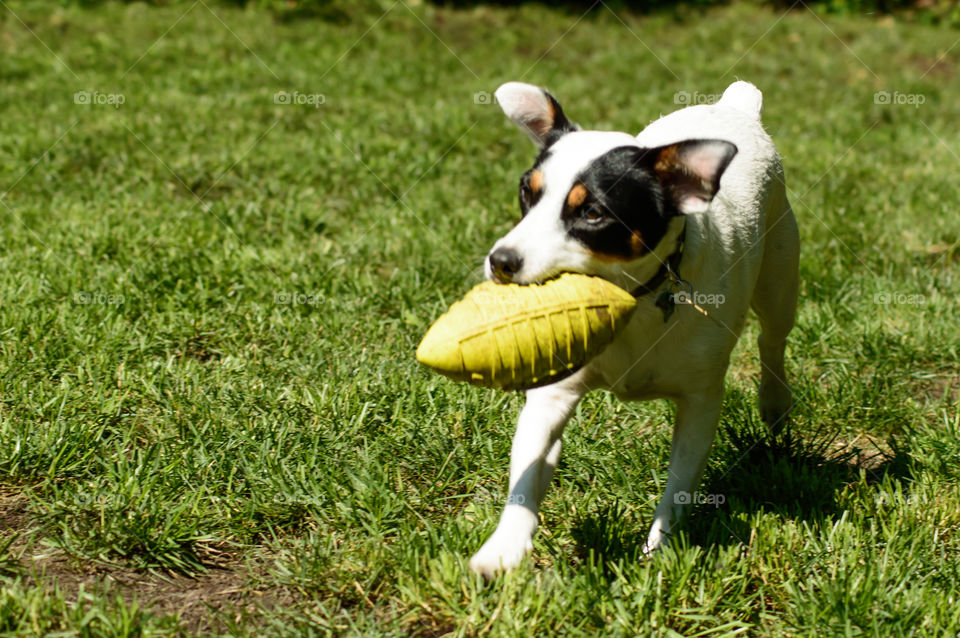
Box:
[0,0,958,635]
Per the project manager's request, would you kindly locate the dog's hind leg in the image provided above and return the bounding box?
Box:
[644,387,725,555]
[468,383,583,577]
[751,189,799,433]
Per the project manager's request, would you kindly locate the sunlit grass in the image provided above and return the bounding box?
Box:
[0,0,958,634]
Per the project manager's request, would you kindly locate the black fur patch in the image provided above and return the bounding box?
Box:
[560,146,677,261]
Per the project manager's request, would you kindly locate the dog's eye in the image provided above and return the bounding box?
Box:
[579,205,604,224]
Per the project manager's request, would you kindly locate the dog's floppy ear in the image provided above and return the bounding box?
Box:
[494,82,578,148]
[641,139,737,214]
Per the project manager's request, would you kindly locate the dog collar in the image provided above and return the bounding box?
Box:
[629,225,686,299]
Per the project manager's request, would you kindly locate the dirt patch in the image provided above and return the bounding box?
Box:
[911,373,959,404]
[0,489,31,532]
[0,490,298,634]
[910,54,956,79]
[834,434,896,473]
[20,557,277,634]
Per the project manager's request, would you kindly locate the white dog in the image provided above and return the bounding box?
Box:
[469,81,799,576]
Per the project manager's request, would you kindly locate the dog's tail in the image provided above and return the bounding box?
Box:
[718,81,763,118]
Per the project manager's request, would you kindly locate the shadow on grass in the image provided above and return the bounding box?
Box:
[570,417,913,570]
[687,418,912,549]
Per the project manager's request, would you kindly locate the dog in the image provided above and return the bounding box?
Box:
[468,81,799,576]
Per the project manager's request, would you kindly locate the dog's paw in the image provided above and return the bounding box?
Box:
[643,520,674,557]
[759,383,792,433]
[468,534,533,577]
[642,535,665,558]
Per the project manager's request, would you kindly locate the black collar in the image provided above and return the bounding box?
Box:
[630,230,685,298]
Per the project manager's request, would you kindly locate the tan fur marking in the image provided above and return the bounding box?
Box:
[655,143,708,192]
[525,100,557,137]
[567,183,588,209]
[629,231,646,256]
[528,99,556,139]
[588,250,631,263]
[654,144,682,178]
[587,232,646,264]
[529,170,543,195]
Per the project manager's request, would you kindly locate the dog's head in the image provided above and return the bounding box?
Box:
[486,82,737,288]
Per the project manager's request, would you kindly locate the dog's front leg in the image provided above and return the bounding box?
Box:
[468,383,583,577]
[644,387,724,555]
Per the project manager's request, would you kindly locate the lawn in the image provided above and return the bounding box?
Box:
[0,0,958,635]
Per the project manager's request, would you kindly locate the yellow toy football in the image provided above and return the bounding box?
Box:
[416,273,637,391]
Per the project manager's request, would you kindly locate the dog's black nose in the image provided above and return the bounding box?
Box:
[489,247,523,283]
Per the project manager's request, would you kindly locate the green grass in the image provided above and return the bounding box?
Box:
[0,0,958,635]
